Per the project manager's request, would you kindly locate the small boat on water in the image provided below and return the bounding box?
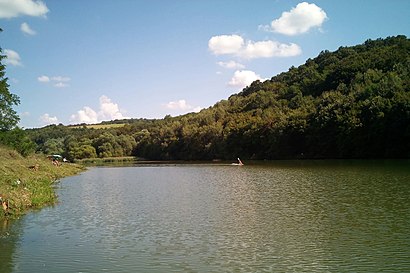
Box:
[231,158,244,166]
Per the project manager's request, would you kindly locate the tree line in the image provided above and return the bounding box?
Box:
[3,35,410,160]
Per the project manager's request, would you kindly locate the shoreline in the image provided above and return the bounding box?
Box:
[0,146,85,220]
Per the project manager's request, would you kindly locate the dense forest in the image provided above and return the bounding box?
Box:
[27,36,410,160]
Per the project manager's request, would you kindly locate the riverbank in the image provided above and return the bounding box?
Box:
[0,146,85,220]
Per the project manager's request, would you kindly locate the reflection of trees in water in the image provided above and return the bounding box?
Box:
[0,219,21,273]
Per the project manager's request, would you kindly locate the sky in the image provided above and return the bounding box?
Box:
[0,0,409,128]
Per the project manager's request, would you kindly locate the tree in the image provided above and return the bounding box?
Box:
[25,36,410,160]
[0,127,35,156]
[0,30,20,131]
[43,138,65,155]
[68,138,97,159]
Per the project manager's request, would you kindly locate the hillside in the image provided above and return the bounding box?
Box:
[27,36,410,160]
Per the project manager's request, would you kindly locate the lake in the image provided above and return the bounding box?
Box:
[1,160,409,272]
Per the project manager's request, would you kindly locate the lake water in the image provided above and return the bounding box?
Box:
[1,161,410,272]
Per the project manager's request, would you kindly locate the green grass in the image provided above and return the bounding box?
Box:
[74,156,138,165]
[69,123,126,129]
[0,146,85,219]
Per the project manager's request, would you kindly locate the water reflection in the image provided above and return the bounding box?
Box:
[0,219,21,273]
[1,161,409,272]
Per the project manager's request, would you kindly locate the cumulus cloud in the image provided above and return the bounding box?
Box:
[228,70,267,89]
[70,106,98,124]
[38,75,70,87]
[241,40,301,59]
[70,95,128,124]
[208,35,301,59]
[0,0,49,19]
[20,22,36,35]
[164,99,202,113]
[37,75,50,82]
[4,49,22,66]
[217,60,245,69]
[165,100,191,110]
[208,35,244,55]
[98,95,126,121]
[268,2,327,35]
[40,113,58,125]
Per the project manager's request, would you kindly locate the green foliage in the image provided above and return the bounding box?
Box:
[26,36,410,160]
[71,144,97,159]
[0,128,36,156]
[43,138,65,155]
[0,35,33,155]
[0,42,20,131]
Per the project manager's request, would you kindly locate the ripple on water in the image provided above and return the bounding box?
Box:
[3,162,410,272]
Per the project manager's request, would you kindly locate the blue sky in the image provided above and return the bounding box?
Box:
[1,0,409,128]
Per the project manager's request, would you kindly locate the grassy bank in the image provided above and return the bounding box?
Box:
[0,146,85,220]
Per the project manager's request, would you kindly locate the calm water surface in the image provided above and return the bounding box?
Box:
[1,161,409,272]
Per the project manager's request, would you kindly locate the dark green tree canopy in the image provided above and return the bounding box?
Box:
[0,30,20,131]
[27,36,410,160]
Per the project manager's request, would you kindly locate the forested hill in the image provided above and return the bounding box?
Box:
[28,36,410,160]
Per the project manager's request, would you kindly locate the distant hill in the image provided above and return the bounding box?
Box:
[28,36,410,160]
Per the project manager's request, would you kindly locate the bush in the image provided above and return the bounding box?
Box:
[0,128,36,156]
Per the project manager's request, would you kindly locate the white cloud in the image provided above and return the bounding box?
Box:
[4,49,22,66]
[38,75,70,87]
[228,70,267,89]
[54,82,69,88]
[217,60,245,69]
[165,100,192,110]
[70,107,98,124]
[0,0,49,19]
[241,40,301,59]
[98,95,126,121]
[40,113,58,125]
[20,22,36,35]
[70,95,128,124]
[192,106,202,113]
[164,99,202,113]
[268,2,327,35]
[51,76,70,82]
[208,35,244,55]
[208,35,301,59]
[37,75,50,82]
